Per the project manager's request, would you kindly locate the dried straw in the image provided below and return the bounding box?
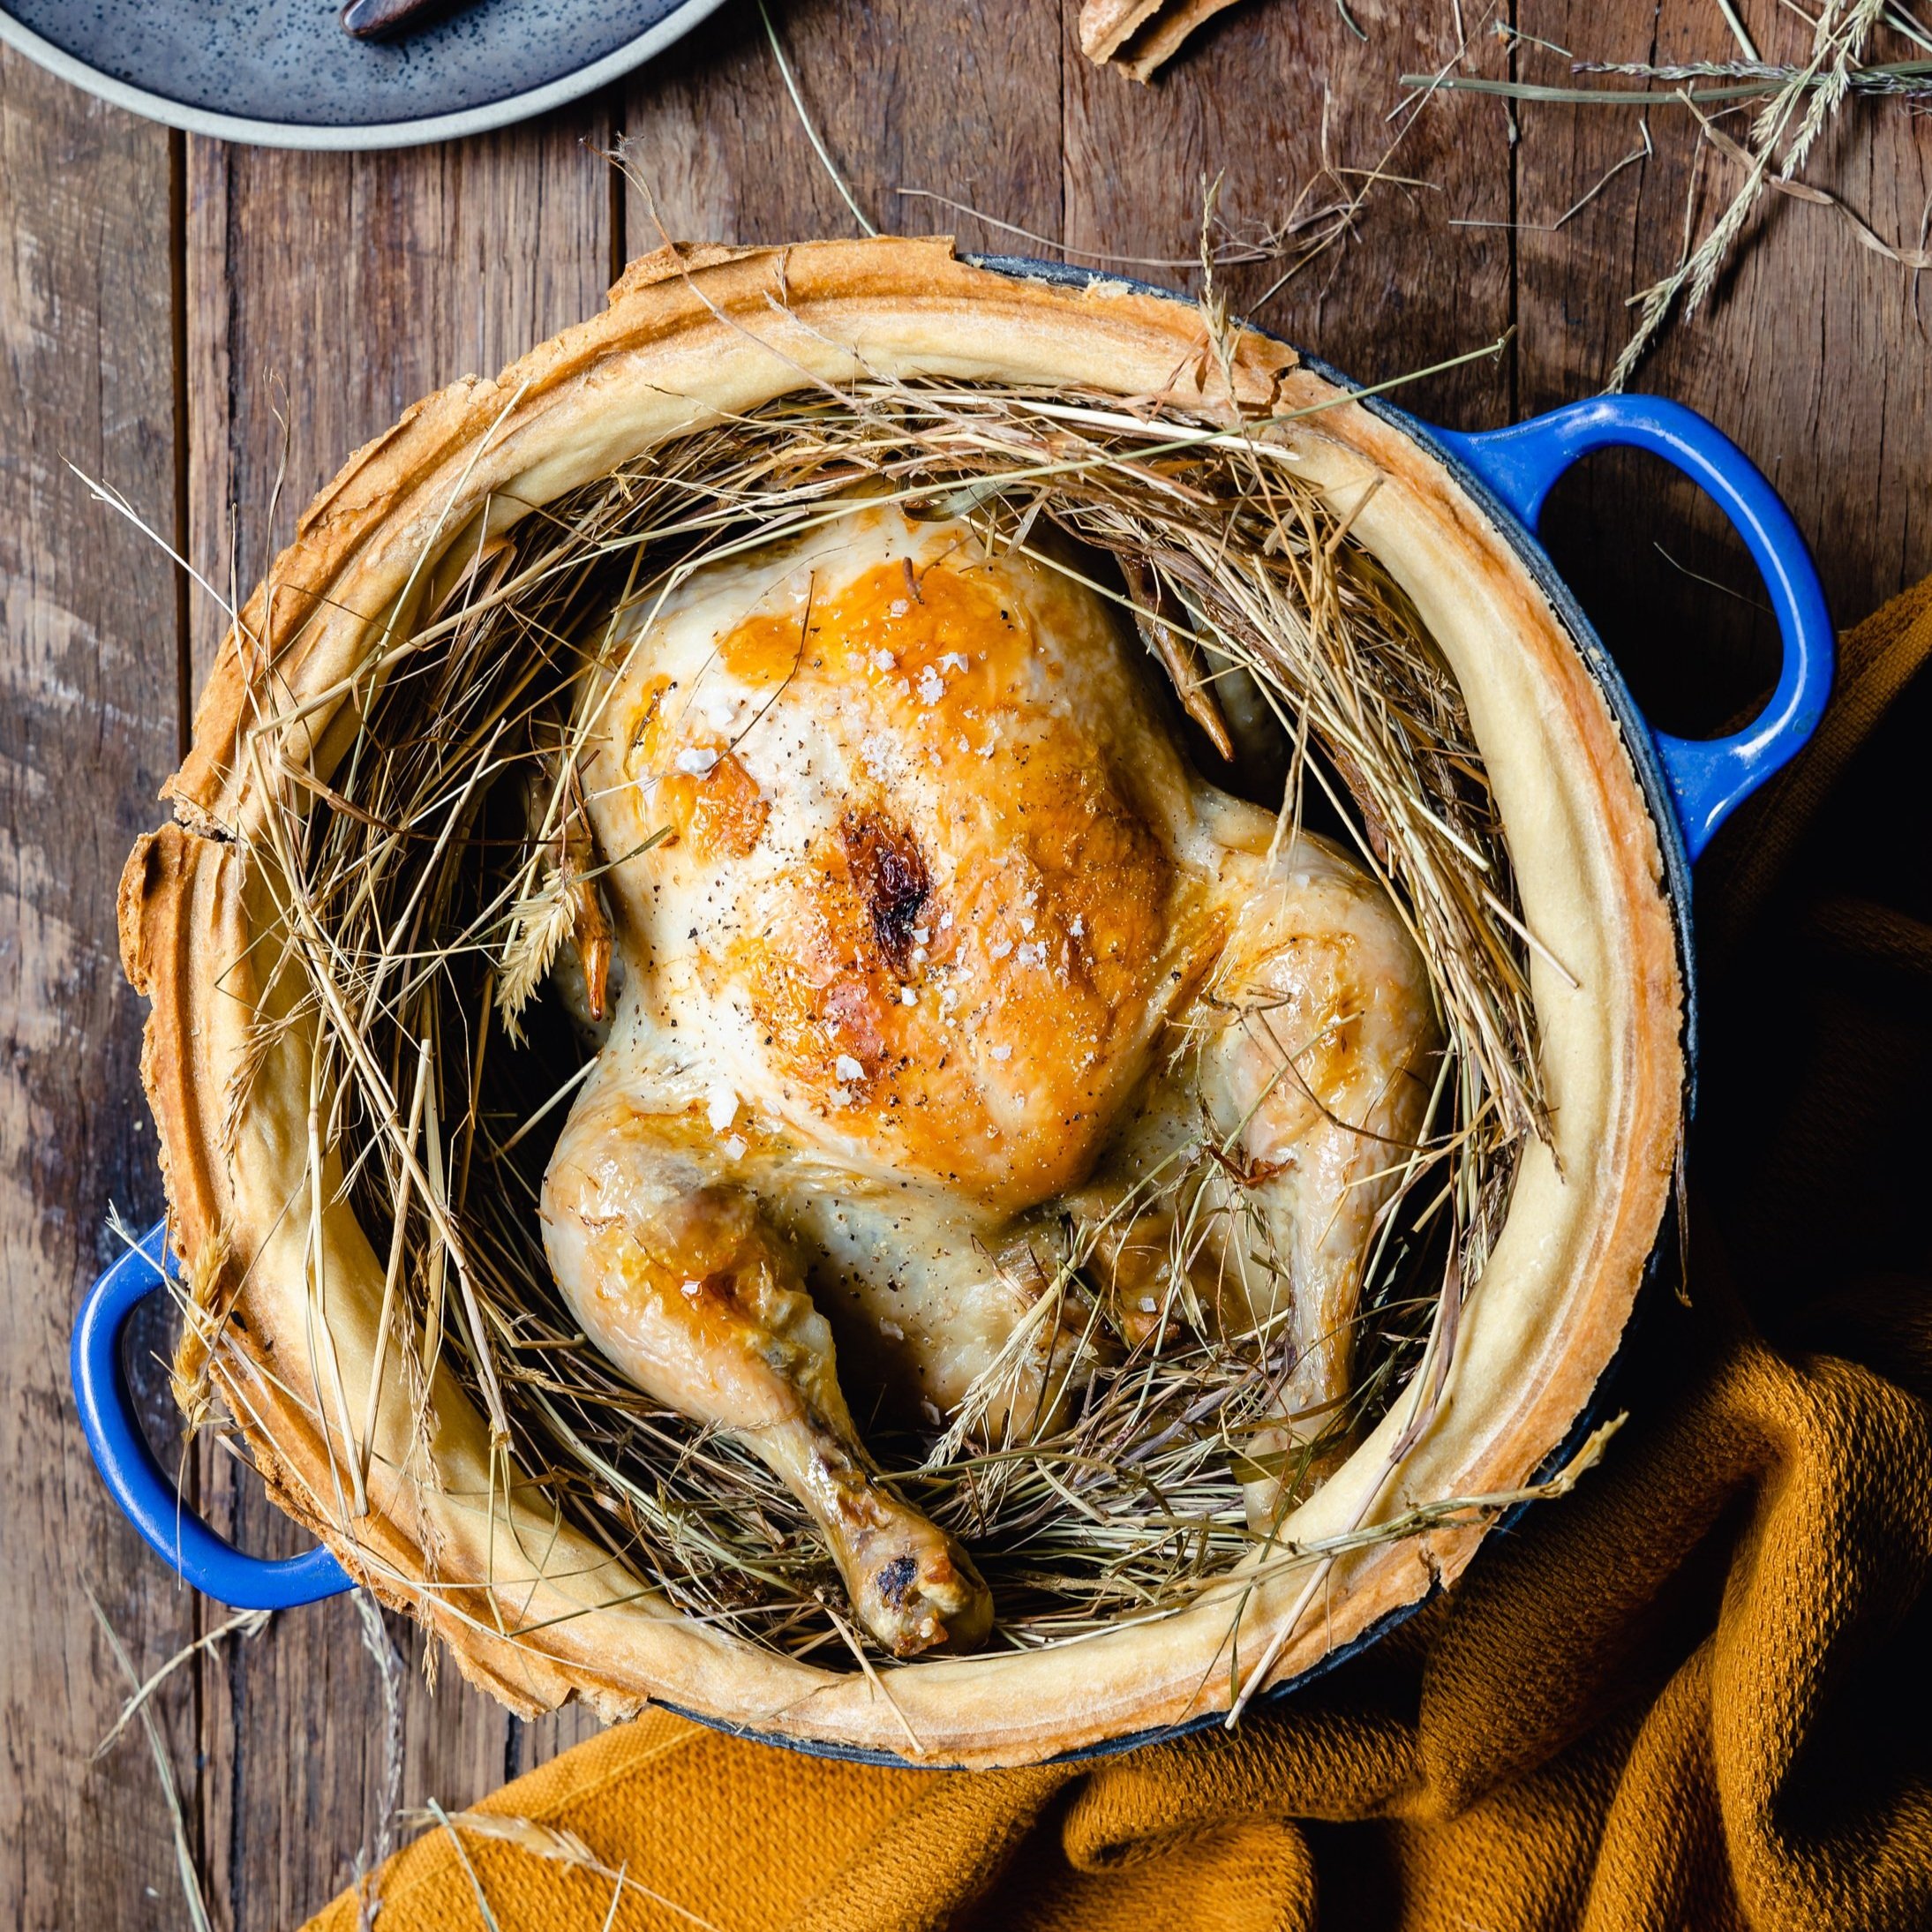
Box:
[206,368,1551,1674]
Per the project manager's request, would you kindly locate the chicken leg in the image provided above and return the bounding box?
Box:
[542,1084,992,1657]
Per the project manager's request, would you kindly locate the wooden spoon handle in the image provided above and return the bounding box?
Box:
[340,0,462,41]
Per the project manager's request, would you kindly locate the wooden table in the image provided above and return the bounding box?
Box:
[4,2,1927,1924]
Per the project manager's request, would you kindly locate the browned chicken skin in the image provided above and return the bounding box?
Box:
[539,505,1436,1654]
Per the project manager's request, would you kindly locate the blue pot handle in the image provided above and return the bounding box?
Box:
[71,1221,354,1610]
[1434,396,1833,860]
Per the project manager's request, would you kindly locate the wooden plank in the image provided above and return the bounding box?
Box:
[182,109,616,1931]
[618,0,1064,260]
[184,118,625,673]
[1063,3,1516,431]
[1515,0,1932,729]
[0,52,194,1932]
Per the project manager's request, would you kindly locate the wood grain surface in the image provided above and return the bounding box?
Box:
[3,1,1928,1925]
[0,46,196,1932]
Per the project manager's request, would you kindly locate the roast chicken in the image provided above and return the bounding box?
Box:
[538,503,1437,1657]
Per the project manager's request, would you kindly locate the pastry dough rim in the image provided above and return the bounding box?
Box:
[119,236,1684,1768]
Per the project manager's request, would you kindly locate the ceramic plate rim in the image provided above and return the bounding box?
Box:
[0,0,730,151]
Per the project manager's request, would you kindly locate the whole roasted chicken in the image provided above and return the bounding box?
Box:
[538,504,1437,1657]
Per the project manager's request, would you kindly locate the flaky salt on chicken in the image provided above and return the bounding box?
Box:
[538,504,1437,1657]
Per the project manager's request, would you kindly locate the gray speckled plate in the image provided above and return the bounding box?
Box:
[0,0,729,148]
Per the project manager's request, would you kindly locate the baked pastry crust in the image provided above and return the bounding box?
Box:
[121,237,1683,1766]
[1079,0,1244,81]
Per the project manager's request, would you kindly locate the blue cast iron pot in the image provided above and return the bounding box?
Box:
[72,258,1832,1760]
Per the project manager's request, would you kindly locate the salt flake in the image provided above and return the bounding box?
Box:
[860,733,908,784]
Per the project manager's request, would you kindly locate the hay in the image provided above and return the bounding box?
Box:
[216,370,1546,1668]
